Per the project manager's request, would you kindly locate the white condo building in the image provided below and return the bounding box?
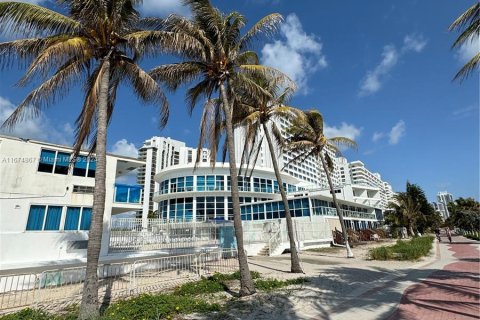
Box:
[435,191,454,219]
[137,136,209,219]
[0,135,145,268]
[234,118,395,210]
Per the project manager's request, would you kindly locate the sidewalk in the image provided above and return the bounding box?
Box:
[387,235,480,320]
[318,234,480,320]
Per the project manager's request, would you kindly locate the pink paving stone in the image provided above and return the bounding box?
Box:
[388,239,480,320]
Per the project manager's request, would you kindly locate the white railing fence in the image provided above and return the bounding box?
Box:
[0,249,238,313]
[109,220,223,253]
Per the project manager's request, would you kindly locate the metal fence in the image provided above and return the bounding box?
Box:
[0,249,238,313]
[109,220,224,253]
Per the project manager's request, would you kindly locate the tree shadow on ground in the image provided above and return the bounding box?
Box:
[194,264,479,320]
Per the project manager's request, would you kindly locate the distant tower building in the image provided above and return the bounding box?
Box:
[436,191,454,219]
[137,137,209,223]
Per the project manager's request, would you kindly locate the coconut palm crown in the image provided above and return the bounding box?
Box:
[150,0,291,295]
[284,109,357,258]
[0,1,200,318]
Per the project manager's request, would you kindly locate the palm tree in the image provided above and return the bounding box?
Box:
[150,0,288,295]
[231,78,303,273]
[0,1,198,317]
[284,110,357,258]
[449,2,480,81]
[388,192,421,237]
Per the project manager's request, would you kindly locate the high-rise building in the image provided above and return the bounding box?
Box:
[435,191,454,219]
[234,118,395,209]
[137,136,210,219]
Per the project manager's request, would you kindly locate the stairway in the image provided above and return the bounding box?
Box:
[257,244,270,256]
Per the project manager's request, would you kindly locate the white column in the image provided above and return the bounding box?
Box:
[141,148,153,229]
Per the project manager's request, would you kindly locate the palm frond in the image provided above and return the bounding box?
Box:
[18,36,90,86]
[449,3,479,31]
[453,51,480,81]
[328,137,358,151]
[149,62,204,91]
[240,13,283,49]
[0,2,80,37]
[1,57,85,130]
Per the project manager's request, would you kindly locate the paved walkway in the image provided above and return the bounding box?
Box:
[387,235,480,320]
[309,234,480,320]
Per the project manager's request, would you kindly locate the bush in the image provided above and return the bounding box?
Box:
[465,231,480,241]
[369,246,392,260]
[0,309,51,320]
[101,294,220,320]
[254,278,307,291]
[369,236,434,261]
[173,278,225,296]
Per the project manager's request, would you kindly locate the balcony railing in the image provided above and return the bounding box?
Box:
[113,184,143,204]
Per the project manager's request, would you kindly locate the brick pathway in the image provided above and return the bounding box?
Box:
[388,236,480,320]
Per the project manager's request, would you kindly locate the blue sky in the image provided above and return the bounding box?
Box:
[0,0,478,202]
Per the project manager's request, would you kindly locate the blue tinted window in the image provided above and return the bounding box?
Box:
[26,205,46,230]
[38,150,55,173]
[65,207,81,230]
[79,208,92,230]
[44,206,62,230]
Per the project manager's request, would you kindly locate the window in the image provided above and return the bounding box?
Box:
[53,152,70,175]
[38,149,56,173]
[26,205,62,231]
[64,207,81,230]
[79,208,92,230]
[26,205,46,230]
[44,206,62,230]
[73,156,88,176]
[87,157,96,178]
[73,185,95,193]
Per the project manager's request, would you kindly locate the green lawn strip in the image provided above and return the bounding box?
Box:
[369,236,434,261]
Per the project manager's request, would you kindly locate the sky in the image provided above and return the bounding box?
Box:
[0,0,478,202]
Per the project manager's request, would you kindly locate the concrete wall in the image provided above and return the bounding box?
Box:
[0,136,140,268]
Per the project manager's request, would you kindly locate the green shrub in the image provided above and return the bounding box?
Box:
[0,309,50,320]
[369,246,392,260]
[101,294,220,320]
[173,278,225,296]
[369,236,434,261]
[254,278,307,291]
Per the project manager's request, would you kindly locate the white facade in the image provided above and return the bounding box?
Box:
[348,160,395,209]
[137,136,210,219]
[0,135,144,268]
[436,191,454,219]
[233,118,395,210]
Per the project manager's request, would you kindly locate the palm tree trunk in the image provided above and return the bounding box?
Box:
[219,82,255,296]
[79,58,111,319]
[319,153,354,258]
[262,122,303,273]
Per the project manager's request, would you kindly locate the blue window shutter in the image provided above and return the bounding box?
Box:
[26,205,46,230]
[79,208,92,230]
[44,206,62,230]
[64,207,81,230]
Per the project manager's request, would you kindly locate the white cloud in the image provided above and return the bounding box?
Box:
[261,14,327,94]
[359,34,427,96]
[324,122,362,141]
[0,96,73,145]
[140,0,190,17]
[452,105,478,120]
[455,35,479,63]
[388,120,406,145]
[403,34,427,53]
[109,139,138,158]
[372,132,384,142]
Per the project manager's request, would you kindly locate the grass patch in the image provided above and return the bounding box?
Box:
[173,271,261,296]
[2,271,300,320]
[254,278,307,291]
[465,231,480,241]
[369,236,434,261]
